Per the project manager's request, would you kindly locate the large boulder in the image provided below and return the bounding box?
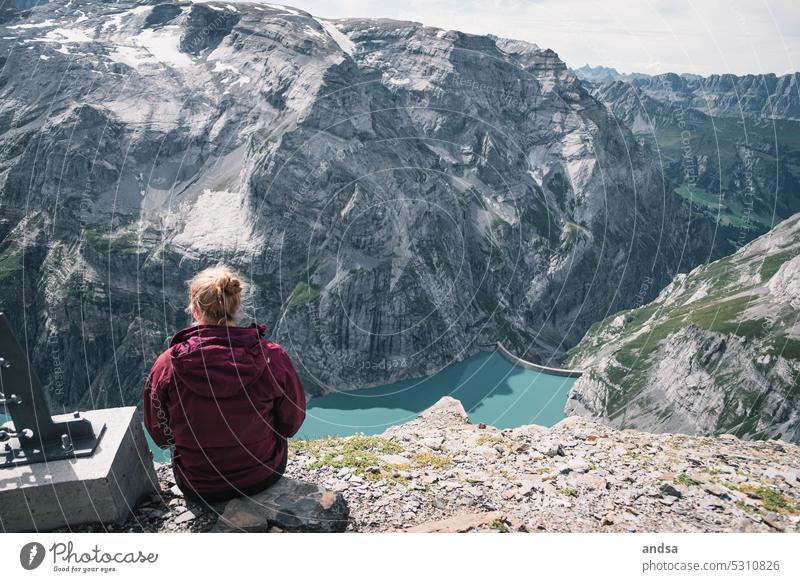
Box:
[212,477,349,533]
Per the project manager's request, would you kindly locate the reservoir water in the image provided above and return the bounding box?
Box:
[3,350,576,464]
[295,350,575,439]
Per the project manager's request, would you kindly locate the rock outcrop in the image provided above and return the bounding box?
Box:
[211,477,350,533]
[0,0,710,410]
[297,396,799,532]
[57,467,350,533]
[59,396,800,533]
[567,213,800,442]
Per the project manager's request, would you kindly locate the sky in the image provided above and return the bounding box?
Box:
[265,0,800,76]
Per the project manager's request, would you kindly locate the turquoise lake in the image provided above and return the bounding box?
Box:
[295,351,575,439]
[3,350,576,464]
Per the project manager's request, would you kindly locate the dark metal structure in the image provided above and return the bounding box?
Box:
[0,312,105,467]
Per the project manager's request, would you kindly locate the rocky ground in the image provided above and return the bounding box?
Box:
[73,396,800,533]
[285,397,800,532]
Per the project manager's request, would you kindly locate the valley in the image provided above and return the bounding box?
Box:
[0,0,797,446]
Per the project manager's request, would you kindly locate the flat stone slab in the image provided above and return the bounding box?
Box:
[212,477,349,533]
[0,407,157,532]
[406,511,522,533]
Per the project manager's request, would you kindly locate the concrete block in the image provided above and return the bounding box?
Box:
[0,407,157,532]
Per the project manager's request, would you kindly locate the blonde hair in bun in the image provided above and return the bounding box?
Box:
[188,265,243,325]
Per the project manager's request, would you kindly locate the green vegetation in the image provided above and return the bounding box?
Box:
[83,228,138,254]
[302,435,402,472]
[489,518,510,533]
[674,184,755,229]
[675,474,700,487]
[521,189,560,246]
[248,128,280,154]
[689,295,767,338]
[674,185,722,210]
[733,484,799,515]
[294,435,416,486]
[561,221,591,251]
[475,433,506,446]
[0,215,38,278]
[640,114,800,234]
[473,288,500,316]
[571,242,794,420]
[25,212,43,230]
[760,248,800,281]
[410,452,452,469]
[623,303,660,330]
[558,487,578,497]
[602,289,771,384]
[612,315,687,372]
[287,281,321,308]
[490,216,508,230]
[695,254,741,289]
[0,247,23,278]
[768,336,800,362]
[546,171,570,208]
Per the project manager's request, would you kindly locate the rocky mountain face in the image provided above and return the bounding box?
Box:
[85,397,800,533]
[585,72,800,255]
[566,213,800,442]
[0,0,710,409]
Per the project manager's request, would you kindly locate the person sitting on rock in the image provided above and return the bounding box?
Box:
[143,265,306,503]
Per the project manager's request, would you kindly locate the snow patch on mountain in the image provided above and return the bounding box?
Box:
[7,19,57,30]
[172,189,264,254]
[315,17,355,56]
[110,25,193,69]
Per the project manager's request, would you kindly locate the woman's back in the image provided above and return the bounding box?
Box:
[142,266,306,499]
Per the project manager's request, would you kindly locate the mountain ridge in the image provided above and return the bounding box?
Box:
[566,212,800,442]
[0,0,709,409]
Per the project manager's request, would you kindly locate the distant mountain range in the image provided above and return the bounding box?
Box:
[573,64,652,84]
[577,65,800,257]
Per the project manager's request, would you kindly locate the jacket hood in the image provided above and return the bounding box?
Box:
[169,323,270,398]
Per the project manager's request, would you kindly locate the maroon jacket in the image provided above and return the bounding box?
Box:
[142,323,306,496]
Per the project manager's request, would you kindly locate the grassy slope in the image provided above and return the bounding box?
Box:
[566,216,800,435]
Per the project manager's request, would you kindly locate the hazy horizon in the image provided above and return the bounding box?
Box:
[234,0,800,77]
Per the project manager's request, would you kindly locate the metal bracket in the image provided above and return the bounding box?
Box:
[0,312,106,467]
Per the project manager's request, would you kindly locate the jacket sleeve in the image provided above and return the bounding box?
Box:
[142,352,173,449]
[269,346,307,438]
